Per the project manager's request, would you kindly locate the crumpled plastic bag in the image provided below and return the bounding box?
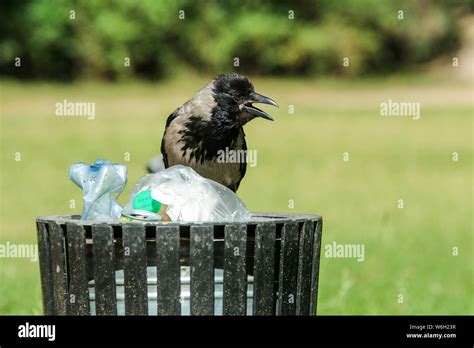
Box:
[122,165,251,222]
[69,159,127,221]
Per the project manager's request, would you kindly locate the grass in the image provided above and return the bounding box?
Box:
[0,72,472,315]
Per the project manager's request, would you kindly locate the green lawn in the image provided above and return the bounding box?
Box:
[0,73,472,314]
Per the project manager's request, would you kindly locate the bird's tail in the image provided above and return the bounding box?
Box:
[146,155,166,173]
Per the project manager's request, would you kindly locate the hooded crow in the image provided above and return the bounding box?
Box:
[158,73,278,192]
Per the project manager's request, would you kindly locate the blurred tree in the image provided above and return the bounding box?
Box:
[0,0,470,80]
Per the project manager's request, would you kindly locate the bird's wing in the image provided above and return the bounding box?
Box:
[161,110,180,168]
[160,136,168,168]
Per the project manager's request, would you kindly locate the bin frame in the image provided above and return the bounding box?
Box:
[36,212,322,316]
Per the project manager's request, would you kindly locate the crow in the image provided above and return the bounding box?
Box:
[157,73,278,192]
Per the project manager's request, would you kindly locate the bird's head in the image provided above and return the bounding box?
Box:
[212,73,278,125]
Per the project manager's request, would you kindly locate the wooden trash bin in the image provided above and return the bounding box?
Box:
[36,213,322,316]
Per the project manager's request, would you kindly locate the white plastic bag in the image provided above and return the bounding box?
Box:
[123,165,251,222]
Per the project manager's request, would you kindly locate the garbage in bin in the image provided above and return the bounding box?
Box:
[122,165,251,222]
[120,189,171,222]
[69,159,127,221]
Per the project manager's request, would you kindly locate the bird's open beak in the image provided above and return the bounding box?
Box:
[243,92,279,121]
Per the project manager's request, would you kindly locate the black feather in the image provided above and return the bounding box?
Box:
[178,113,241,164]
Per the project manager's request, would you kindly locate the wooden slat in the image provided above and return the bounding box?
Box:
[48,222,68,315]
[253,223,276,315]
[92,224,117,315]
[296,221,314,315]
[123,224,148,315]
[223,224,247,316]
[190,225,214,315]
[156,225,181,315]
[36,221,55,315]
[65,223,90,315]
[277,221,299,315]
[310,219,323,315]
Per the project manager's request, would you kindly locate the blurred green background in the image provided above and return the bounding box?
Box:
[1,0,471,79]
[0,0,473,315]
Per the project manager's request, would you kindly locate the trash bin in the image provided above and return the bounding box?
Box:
[36,212,322,316]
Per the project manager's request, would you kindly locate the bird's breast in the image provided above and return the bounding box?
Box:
[164,122,246,189]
